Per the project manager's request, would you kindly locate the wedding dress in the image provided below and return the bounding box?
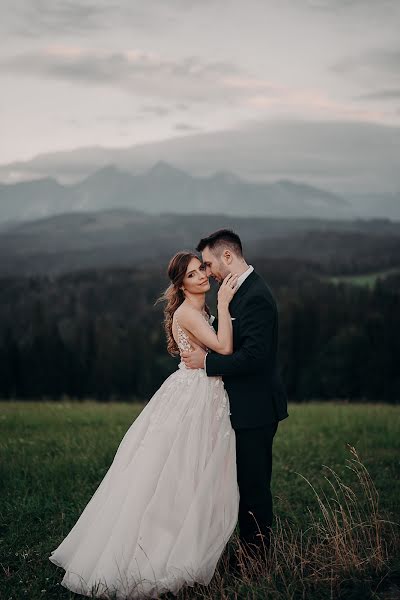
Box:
[49,314,239,599]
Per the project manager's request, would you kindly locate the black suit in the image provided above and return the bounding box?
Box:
[206,269,288,548]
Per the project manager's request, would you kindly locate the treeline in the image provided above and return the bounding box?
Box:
[0,259,399,403]
[247,230,400,276]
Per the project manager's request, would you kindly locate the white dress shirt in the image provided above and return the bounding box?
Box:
[235,265,254,289]
[204,265,254,372]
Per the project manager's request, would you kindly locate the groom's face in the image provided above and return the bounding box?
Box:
[201,247,230,284]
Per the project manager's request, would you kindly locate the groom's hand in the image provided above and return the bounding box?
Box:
[181,342,206,369]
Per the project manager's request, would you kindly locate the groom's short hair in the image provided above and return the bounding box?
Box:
[196,229,243,257]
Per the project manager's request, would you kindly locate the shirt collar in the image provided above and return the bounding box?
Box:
[236,265,254,289]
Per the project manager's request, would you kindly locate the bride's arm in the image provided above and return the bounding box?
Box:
[178,273,238,355]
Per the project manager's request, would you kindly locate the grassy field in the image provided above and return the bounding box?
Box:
[1,401,399,599]
[323,267,400,288]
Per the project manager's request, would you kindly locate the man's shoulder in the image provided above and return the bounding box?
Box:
[245,272,276,306]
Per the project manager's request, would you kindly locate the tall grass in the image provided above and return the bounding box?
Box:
[78,445,399,599]
[2,403,399,599]
[176,445,399,600]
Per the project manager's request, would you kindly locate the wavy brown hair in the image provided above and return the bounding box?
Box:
[156,251,210,356]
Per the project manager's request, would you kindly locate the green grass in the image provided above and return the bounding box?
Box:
[323,267,400,288]
[1,401,399,599]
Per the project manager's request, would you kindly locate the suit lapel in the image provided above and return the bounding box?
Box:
[229,270,258,314]
[211,271,259,329]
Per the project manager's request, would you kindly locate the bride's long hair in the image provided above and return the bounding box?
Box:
[156,251,210,356]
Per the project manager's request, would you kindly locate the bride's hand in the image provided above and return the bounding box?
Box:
[217,273,239,307]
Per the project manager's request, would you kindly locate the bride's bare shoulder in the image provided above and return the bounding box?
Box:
[175,304,194,318]
[174,304,200,326]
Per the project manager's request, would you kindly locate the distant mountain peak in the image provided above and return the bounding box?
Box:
[147,161,188,178]
[85,164,125,179]
[276,179,350,206]
[210,170,242,184]
[76,165,133,188]
[13,176,63,191]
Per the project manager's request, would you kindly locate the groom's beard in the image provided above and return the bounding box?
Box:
[218,269,231,283]
[212,274,224,285]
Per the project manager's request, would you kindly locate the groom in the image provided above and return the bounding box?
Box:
[181,229,288,563]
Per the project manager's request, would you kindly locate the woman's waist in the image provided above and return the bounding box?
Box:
[177,361,221,380]
[178,360,204,373]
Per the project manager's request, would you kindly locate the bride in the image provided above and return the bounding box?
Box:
[49,251,240,599]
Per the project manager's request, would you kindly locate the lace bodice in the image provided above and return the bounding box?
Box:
[175,312,214,354]
[176,321,193,353]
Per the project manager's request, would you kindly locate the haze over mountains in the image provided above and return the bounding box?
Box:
[0,160,357,224]
[2,120,400,192]
[1,122,398,279]
[1,120,399,224]
[0,159,399,226]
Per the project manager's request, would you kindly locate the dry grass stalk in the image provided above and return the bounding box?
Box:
[175,445,399,600]
[78,446,398,599]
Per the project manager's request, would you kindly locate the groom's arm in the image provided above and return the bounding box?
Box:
[206,295,274,377]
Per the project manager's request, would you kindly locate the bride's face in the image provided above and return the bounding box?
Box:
[182,257,210,294]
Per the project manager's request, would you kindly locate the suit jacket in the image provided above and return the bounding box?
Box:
[206,270,289,429]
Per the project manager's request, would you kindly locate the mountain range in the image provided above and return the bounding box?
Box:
[2,160,398,225]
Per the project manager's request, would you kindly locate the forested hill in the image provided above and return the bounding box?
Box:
[0,259,399,404]
[1,209,400,277]
[1,210,399,402]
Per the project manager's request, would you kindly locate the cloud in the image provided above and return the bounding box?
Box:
[356,89,400,101]
[0,47,246,104]
[96,115,138,125]
[305,0,398,11]
[2,0,113,37]
[139,105,174,117]
[174,123,201,131]
[332,47,400,87]
[1,45,387,125]
[0,0,163,38]
[306,0,358,8]
[246,88,387,123]
[138,103,193,118]
[332,47,400,119]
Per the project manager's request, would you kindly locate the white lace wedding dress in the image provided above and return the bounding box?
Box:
[49,314,239,599]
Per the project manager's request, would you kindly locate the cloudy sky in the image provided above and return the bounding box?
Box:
[1,0,400,167]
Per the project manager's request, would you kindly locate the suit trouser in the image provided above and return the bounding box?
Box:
[234,421,279,547]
